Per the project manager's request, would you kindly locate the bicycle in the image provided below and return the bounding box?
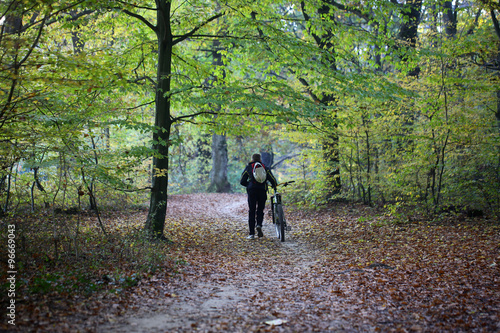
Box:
[270,181,294,242]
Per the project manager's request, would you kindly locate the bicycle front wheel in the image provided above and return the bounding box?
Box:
[274,204,285,242]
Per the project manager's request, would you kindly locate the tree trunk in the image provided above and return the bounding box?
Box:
[443,1,457,38]
[208,133,231,193]
[145,0,173,239]
[397,0,423,77]
[322,132,341,197]
[497,89,500,135]
[300,1,342,198]
[493,11,500,207]
[492,10,500,134]
[207,33,231,193]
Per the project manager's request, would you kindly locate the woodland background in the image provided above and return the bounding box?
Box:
[1,0,500,221]
[0,0,499,331]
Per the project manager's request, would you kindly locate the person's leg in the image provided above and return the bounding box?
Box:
[256,189,267,227]
[247,189,257,236]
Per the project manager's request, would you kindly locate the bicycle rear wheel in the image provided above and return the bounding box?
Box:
[274,204,285,242]
[273,205,280,239]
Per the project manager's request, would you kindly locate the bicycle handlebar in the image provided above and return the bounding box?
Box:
[271,181,295,192]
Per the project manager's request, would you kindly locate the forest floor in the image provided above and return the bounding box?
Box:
[2,193,499,332]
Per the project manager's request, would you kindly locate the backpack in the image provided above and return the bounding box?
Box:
[252,162,267,183]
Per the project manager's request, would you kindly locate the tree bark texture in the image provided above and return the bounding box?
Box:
[208,133,231,193]
[397,0,423,76]
[207,36,231,193]
[442,1,457,38]
[492,10,500,134]
[301,1,342,197]
[145,0,173,239]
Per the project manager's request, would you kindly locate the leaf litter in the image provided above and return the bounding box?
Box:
[2,193,499,332]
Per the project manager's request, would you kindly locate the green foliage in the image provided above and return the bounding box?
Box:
[275,1,500,217]
[1,0,499,220]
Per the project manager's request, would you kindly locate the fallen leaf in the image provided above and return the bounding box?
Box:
[265,319,287,326]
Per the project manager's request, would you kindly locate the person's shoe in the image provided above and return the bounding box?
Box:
[246,234,255,240]
[256,225,263,238]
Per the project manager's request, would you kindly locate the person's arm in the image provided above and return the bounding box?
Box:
[267,169,278,189]
[240,167,250,187]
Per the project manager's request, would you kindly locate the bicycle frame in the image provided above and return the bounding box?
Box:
[270,181,294,242]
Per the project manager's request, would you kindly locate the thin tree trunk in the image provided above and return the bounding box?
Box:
[208,133,231,193]
[491,10,500,210]
[363,117,372,206]
[300,1,342,198]
[207,36,231,193]
[492,10,500,135]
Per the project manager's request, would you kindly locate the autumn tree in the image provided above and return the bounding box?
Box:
[114,1,226,238]
[0,1,86,214]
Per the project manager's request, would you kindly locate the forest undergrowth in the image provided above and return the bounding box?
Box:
[1,193,499,332]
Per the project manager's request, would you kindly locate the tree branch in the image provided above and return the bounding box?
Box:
[327,0,372,22]
[172,12,224,45]
[297,77,322,104]
[173,33,243,40]
[171,111,216,123]
[129,75,156,87]
[18,16,46,67]
[18,1,89,32]
[122,9,157,32]
[66,9,95,21]
[171,109,288,124]
[271,154,300,169]
[125,101,155,111]
[114,0,157,11]
[466,9,483,35]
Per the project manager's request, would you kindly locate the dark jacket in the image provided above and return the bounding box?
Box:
[240,161,278,191]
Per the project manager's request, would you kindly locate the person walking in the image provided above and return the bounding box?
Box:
[240,153,278,239]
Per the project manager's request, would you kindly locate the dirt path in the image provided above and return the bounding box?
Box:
[93,193,499,333]
[98,193,369,333]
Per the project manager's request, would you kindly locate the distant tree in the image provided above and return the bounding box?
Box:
[207,22,231,193]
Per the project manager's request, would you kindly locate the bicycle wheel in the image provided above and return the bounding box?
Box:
[273,205,280,238]
[275,204,285,242]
